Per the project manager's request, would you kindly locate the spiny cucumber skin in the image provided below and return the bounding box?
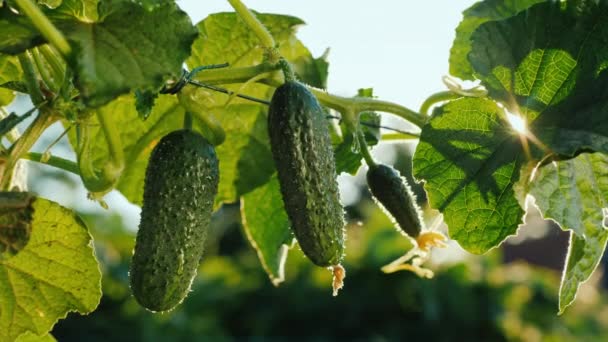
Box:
[268,81,345,267]
[366,164,423,238]
[130,129,219,312]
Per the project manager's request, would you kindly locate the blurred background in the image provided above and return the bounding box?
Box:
[9,0,608,340]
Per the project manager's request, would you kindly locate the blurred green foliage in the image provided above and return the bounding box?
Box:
[49,195,608,341]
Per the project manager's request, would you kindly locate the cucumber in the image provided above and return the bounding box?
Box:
[366,164,424,238]
[130,129,219,312]
[267,81,344,267]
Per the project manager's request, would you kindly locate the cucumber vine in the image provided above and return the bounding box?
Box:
[1,0,607,338]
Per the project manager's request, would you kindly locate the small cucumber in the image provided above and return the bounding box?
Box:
[367,164,424,238]
[130,129,219,312]
[267,81,345,267]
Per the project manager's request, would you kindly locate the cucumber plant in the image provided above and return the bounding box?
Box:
[0,0,607,339]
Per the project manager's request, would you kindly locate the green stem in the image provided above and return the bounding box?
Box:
[184,111,193,130]
[419,91,460,116]
[226,0,276,49]
[40,124,71,159]
[357,130,377,168]
[192,63,280,85]
[313,90,426,128]
[14,0,71,56]
[191,63,426,128]
[1,109,58,189]
[22,152,80,174]
[39,45,65,87]
[18,52,45,105]
[96,109,124,175]
[278,58,295,82]
[381,132,420,141]
[32,47,59,93]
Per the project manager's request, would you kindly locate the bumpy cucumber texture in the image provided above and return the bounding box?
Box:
[268,81,345,267]
[130,129,219,312]
[366,164,423,238]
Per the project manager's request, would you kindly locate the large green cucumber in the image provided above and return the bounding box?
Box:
[366,164,424,238]
[268,81,344,267]
[130,129,219,312]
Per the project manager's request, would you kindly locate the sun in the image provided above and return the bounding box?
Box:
[506,111,527,135]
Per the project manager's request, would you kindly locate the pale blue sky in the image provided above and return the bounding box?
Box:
[179,0,476,106]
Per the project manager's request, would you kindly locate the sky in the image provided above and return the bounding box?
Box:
[25,0,478,228]
[179,0,476,106]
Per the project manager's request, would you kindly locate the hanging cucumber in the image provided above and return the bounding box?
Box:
[267,81,345,269]
[130,129,219,312]
[366,164,424,238]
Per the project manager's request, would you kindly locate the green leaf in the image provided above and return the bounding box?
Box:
[67,94,184,206]
[0,192,34,258]
[186,12,328,204]
[15,331,56,342]
[241,174,293,285]
[0,111,33,138]
[413,97,525,254]
[134,89,158,120]
[449,0,544,80]
[0,195,101,341]
[50,0,99,22]
[59,2,197,107]
[38,0,61,9]
[468,0,608,156]
[0,53,21,105]
[528,153,608,313]
[293,48,329,89]
[0,7,43,55]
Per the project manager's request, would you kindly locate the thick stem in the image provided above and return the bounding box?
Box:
[353,97,426,128]
[1,109,58,189]
[278,58,295,82]
[192,63,280,85]
[18,52,45,105]
[14,0,71,56]
[313,90,426,128]
[226,0,275,49]
[419,91,460,116]
[191,63,426,128]
[23,152,79,174]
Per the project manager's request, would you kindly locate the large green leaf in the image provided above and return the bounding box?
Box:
[0,7,43,55]
[0,53,21,105]
[418,0,608,254]
[186,12,328,205]
[528,153,608,313]
[0,195,101,341]
[449,0,544,80]
[469,0,608,157]
[413,97,525,254]
[241,174,293,285]
[0,2,196,107]
[61,2,197,107]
